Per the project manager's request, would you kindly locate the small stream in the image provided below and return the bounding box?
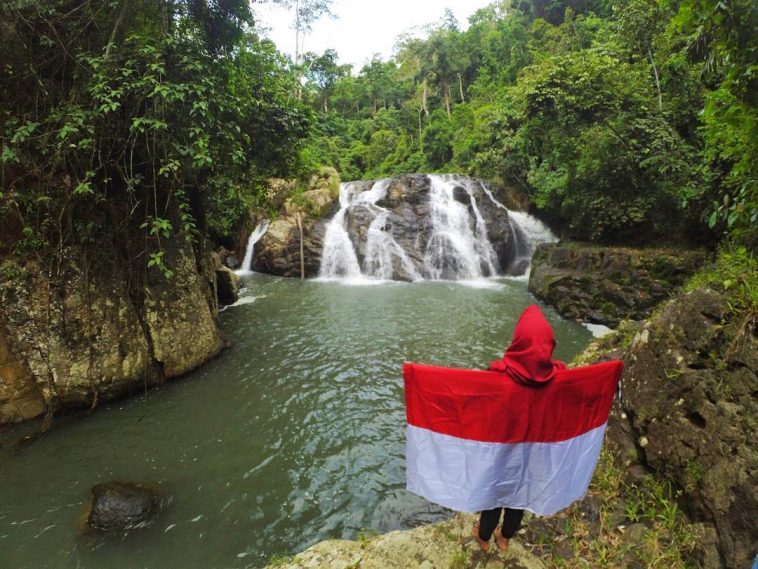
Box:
[0,275,593,568]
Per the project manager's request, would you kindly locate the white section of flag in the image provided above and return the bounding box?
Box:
[405,423,607,515]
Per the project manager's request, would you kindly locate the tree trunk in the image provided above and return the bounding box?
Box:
[294,0,301,65]
[647,45,662,112]
[444,84,451,118]
[105,0,129,59]
[422,78,429,117]
[418,108,423,149]
[458,73,465,103]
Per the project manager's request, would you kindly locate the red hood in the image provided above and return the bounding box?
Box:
[488,304,567,386]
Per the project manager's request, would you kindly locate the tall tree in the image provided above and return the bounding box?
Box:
[303,49,351,112]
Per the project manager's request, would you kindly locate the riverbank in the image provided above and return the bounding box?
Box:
[0,238,227,426]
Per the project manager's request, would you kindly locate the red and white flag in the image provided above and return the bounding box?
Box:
[403,359,623,515]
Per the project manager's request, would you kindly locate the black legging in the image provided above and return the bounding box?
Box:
[478,508,524,540]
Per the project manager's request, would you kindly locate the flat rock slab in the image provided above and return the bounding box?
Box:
[267,513,545,568]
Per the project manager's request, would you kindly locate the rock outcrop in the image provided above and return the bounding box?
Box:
[0,238,226,425]
[212,252,240,306]
[529,243,708,326]
[251,168,341,278]
[266,513,545,569]
[607,288,757,568]
[253,215,331,278]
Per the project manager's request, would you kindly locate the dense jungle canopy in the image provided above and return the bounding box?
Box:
[1,0,756,268]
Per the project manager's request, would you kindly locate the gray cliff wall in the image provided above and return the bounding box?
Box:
[0,239,226,425]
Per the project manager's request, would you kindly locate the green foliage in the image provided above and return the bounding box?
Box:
[1,0,311,272]
[3,0,755,261]
[669,0,758,247]
[685,246,757,315]
[297,0,755,248]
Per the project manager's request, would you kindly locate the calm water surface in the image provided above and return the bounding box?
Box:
[0,275,593,568]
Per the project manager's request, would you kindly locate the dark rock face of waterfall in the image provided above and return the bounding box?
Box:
[321,174,552,281]
[358,174,514,280]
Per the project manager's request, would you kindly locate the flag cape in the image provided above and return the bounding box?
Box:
[403,360,623,515]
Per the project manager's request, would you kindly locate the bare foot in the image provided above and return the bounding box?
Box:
[472,523,491,552]
[493,526,509,551]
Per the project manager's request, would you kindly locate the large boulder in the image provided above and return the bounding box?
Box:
[0,237,227,424]
[253,216,330,278]
[83,481,164,531]
[250,170,341,278]
[211,252,239,306]
[609,288,757,568]
[529,243,708,326]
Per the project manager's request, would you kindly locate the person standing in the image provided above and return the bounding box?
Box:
[474,304,567,551]
[404,305,623,555]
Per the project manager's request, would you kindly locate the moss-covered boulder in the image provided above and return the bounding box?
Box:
[607,287,757,568]
[0,238,226,425]
[529,243,708,326]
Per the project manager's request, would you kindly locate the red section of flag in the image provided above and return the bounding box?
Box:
[404,360,623,444]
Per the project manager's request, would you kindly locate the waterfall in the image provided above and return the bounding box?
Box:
[318,182,369,279]
[477,181,557,275]
[236,219,270,276]
[423,176,498,279]
[318,174,556,282]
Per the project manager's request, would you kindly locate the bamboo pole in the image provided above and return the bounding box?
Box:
[296,212,305,283]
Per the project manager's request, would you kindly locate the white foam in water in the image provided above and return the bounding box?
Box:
[313,275,396,287]
[583,322,614,338]
[453,279,506,290]
[221,295,266,311]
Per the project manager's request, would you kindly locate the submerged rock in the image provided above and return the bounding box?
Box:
[83,481,164,532]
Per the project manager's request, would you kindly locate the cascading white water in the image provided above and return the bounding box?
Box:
[423,176,498,279]
[477,181,558,274]
[318,174,556,282]
[319,182,372,279]
[319,180,422,281]
[236,219,270,276]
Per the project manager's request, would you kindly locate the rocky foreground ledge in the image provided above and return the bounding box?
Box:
[266,513,545,569]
